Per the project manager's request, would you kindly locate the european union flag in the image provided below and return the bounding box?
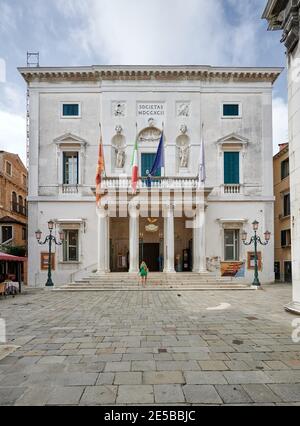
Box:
[147,133,165,187]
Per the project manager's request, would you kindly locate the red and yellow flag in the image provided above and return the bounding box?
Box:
[96,131,105,206]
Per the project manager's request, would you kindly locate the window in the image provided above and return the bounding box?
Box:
[283,193,291,217]
[63,230,79,262]
[12,192,17,212]
[281,229,291,247]
[62,103,80,117]
[1,226,12,243]
[281,159,290,180]
[141,153,161,177]
[224,229,240,261]
[63,152,79,185]
[22,227,27,241]
[223,104,240,117]
[22,174,27,186]
[224,152,240,184]
[5,161,12,176]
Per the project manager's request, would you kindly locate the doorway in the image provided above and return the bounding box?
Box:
[140,243,160,272]
[284,261,292,283]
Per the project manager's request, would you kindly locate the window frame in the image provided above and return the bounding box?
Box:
[63,229,79,263]
[281,158,290,180]
[63,151,79,185]
[283,192,291,217]
[224,229,240,262]
[60,102,81,119]
[1,225,13,244]
[281,229,291,248]
[223,151,240,185]
[222,102,242,119]
[5,161,12,176]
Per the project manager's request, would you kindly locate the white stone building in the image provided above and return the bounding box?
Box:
[18,65,281,287]
[263,0,300,313]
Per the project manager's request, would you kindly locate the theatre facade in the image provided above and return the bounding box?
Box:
[18,65,281,287]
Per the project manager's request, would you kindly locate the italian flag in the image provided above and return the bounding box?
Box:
[131,139,139,194]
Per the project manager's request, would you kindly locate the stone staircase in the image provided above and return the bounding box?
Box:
[53,272,252,292]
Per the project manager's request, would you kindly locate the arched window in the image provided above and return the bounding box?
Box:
[12,192,17,212]
[18,195,23,215]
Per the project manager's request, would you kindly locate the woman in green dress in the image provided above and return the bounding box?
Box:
[139,261,149,286]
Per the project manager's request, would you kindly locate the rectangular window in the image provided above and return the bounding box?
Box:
[223,104,240,117]
[224,152,240,184]
[62,103,80,117]
[1,226,12,243]
[22,174,27,186]
[63,230,79,262]
[281,229,291,247]
[224,229,240,261]
[141,153,161,177]
[281,159,290,180]
[63,152,79,185]
[22,227,27,241]
[5,161,12,176]
[283,193,291,217]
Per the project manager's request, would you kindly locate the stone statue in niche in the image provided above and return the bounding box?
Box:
[116,148,125,169]
[178,139,190,168]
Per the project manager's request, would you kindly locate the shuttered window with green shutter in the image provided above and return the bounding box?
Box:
[224,152,240,184]
[141,153,161,177]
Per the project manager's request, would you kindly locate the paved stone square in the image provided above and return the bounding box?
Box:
[0,285,300,405]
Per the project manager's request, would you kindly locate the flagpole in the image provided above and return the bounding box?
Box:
[162,122,165,178]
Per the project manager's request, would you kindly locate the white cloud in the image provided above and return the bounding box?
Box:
[56,0,261,66]
[272,97,288,153]
[0,110,26,164]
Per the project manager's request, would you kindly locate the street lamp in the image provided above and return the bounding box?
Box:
[35,221,64,287]
[242,220,271,288]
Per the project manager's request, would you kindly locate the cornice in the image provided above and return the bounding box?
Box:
[18,65,283,85]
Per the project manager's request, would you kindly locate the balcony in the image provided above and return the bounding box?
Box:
[102,177,199,191]
[223,184,241,195]
[61,185,79,194]
[11,202,27,217]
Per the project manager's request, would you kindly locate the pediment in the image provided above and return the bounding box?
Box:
[54,133,88,146]
[217,133,249,146]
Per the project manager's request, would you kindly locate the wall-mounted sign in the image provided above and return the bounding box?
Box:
[137,102,165,117]
[247,252,262,271]
[40,253,55,271]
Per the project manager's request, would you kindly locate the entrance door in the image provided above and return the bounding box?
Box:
[284,261,292,283]
[141,243,160,272]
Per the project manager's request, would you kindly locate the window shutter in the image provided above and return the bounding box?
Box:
[223,104,239,116]
[141,154,161,177]
[224,152,240,184]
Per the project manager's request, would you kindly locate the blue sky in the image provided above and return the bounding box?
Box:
[0,0,288,163]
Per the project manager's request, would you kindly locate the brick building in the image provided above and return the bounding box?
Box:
[0,151,28,251]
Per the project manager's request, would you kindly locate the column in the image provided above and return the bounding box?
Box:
[193,207,207,273]
[97,208,107,275]
[164,205,175,273]
[129,205,139,273]
[105,215,110,273]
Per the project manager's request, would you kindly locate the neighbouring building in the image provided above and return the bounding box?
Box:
[0,151,28,282]
[274,143,292,282]
[263,0,300,313]
[18,65,281,288]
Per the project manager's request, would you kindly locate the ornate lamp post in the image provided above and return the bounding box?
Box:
[242,220,271,288]
[35,221,64,287]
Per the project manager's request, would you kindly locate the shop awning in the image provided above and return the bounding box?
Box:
[0,252,26,262]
